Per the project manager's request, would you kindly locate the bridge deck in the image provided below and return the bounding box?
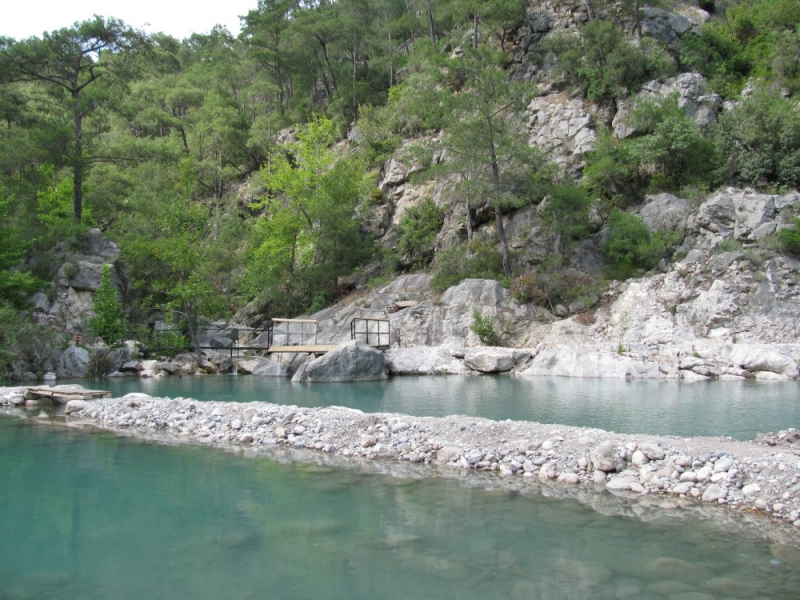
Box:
[266,345,338,354]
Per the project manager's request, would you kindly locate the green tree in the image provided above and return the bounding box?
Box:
[418,45,545,278]
[1,17,148,222]
[245,116,372,315]
[713,89,800,189]
[396,198,445,268]
[88,266,127,345]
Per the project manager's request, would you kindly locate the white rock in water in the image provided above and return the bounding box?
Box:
[65,399,89,415]
[742,483,761,497]
[701,484,727,503]
[606,477,636,492]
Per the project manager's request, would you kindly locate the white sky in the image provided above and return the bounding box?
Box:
[1,0,259,41]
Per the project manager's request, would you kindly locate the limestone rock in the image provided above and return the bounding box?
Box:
[291,340,387,382]
[464,348,515,373]
[56,346,90,379]
[591,442,626,473]
[385,346,468,375]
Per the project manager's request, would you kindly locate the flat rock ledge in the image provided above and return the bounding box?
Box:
[23,389,799,543]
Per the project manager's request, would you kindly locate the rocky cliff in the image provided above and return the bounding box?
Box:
[302,187,800,381]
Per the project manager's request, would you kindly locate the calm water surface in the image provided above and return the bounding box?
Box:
[72,375,800,440]
[1,417,799,600]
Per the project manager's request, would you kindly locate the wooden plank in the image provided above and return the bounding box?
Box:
[271,318,318,324]
[266,345,338,354]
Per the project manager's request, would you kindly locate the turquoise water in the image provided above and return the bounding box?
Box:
[1,416,799,600]
[71,375,800,440]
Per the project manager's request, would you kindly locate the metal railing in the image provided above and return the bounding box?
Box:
[350,318,390,349]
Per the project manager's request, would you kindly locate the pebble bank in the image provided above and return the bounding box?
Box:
[4,385,800,548]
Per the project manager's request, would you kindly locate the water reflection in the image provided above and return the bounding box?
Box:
[71,375,800,440]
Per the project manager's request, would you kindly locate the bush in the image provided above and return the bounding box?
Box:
[396,199,445,269]
[541,184,593,244]
[88,266,127,345]
[713,90,800,189]
[510,258,602,312]
[779,218,800,256]
[603,211,666,278]
[470,309,499,345]
[431,240,505,292]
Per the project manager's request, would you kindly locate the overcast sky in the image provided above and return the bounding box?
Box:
[1,0,258,41]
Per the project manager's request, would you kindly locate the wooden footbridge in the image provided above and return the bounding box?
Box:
[190,317,390,357]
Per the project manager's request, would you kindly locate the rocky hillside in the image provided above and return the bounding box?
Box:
[300,187,800,380]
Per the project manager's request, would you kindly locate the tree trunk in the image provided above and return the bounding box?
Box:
[73,98,84,223]
[487,122,512,278]
[424,0,436,42]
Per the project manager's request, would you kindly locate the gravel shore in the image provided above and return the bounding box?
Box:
[3,385,800,547]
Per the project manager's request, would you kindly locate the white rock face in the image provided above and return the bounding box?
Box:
[385,346,468,375]
[528,93,597,172]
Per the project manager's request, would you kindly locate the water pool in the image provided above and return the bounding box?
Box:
[69,375,800,440]
[1,417,799,600]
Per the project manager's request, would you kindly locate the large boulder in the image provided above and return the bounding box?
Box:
[56,346,90,378]
[291,340,387,382]
[464,348,516,373]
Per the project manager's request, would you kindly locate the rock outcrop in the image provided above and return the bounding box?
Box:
[292,340,387,382]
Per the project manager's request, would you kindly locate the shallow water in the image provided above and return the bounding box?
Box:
[1,417,799,600]
[70,375,800,440]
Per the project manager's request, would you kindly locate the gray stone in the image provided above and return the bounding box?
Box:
[56,346,90,379]
[464,348,515,373]
[591,442,626,473]
[291,340,387,382]
[701,484,727,502]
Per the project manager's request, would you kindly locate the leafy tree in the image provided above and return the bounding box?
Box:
[602,210,665,278]
[88,265,127,344]
[713,89,800,189]
[545,20,675,109]
[245,116,372,315]
[396,198,445,268]
[417,45,545,278]
[0,17,148,222]
[624,94,716,189]
[541,184,593,251]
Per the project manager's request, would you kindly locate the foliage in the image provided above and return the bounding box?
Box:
[9,312,69,378]
[510,257,602,312]
[396,198,445,268]
[540,184,593,247]
[544,19,675,104]
[431,239,505,292]
[778,218,800,256]
[624,95,717,190]
[470,309,499,345]
[412,44,546,277]
[602,211,667,278]
[712,89,800,189]
[244,116,372,316]
[88,266,127,345]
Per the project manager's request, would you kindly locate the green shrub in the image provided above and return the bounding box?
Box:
[470,309,499,345]
[88,266,127,345]
[396,199,445,269]
[779,218,800,256]
[431,240,504,292]
[510,258,602,312]
[602,211,666,278]
[713,90,800,189]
